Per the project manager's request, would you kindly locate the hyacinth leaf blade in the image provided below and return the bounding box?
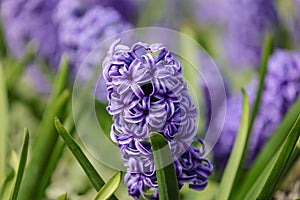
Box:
[216,89,250,200]
[256,115,300,199]
[242,115,300,199]
[37,114,75,198]
[55,193,67,200]
[53,118,118,200]
[53,118,105,189]
[279,145,300,182]
[94,172,121,200]
[9,129,29,200]
[243,151,278,200]
[51,54,69,99]
[231,33,273,193]
[248,33,273,140]
[0,169,15,200]
[18,89,69,200]
[150,133,179,200]
[18,56,70,200]
[0,62,8,184]
[235,97,300,199]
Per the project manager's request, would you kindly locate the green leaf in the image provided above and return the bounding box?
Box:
[150,133,179,200]
[94,172,122,200]
[216,89,250,200]
[0,62,8,184]
[54,118,117,200]
[18,90,69,200]
[257,115,300,200]
[55,193,68,200]
[51,54,69,99]
[235,97,300,199]
[248,34,273,140]
[241,116,300,200]
[18,56,70,200]
[231,33,273,194]
[36,114,75,198]
[0,169,15,200]
[243,152,279,200]
[9,129,29,200]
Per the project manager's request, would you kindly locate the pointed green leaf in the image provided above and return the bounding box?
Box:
[18,56,70,200]
[0,170,15,200]
[216,89,250,200]
[55,193,67,200]
[9,129,29,200]
[0,62,8,184]
[36,114,75,198]
[150,133,179,200]
[18,90,69,200]
[243,152,279,200]
[235,97,300,199]
[54,118,117,200]
[231,33,273,194]
[257,115,300,200]
[94,172,121,200]
[51,54,69,99]
[249,34,273,135]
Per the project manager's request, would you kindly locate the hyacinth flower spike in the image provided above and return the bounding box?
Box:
[103,39,213,199]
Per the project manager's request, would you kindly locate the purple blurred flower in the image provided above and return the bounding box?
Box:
[294,0,300,44]
[213,49,300,169]
[224,0,278,68]
[54,0,132,101]
[194,0,227,25]
[1,0,61,68]
[100,0,143,24]
[194,0,277,68]
[55,0,132,71]
[103,40,212,199]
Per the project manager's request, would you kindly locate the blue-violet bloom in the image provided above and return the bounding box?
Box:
[213,49,300,169]
[103,40,213,199]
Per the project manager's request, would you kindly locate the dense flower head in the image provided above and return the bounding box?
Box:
[1,0,61,68]
[103,40,212,199]
[54,0,132,74]
[212,49,300,169]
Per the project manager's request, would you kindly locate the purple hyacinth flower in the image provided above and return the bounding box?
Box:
[223,0,278,68]
[1,0,61,68]
[103,40,213,199]
[54,0,132,101]
[194,0,228,25]
[212,49,300,169]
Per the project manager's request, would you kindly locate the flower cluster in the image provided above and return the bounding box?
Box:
[223,0,277,68]
[213,49,300,169]
[1,0,61,67]
[103,40,212,199]
[54,0,132,74]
